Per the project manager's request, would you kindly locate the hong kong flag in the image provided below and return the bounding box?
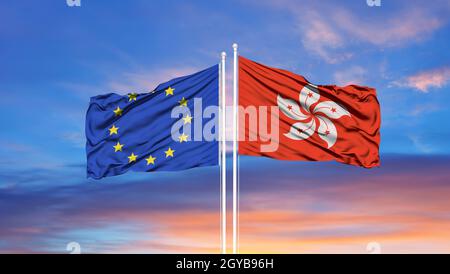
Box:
[238,57,381,168]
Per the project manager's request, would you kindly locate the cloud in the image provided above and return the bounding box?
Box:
[298,11,352,64]
[391,67,450,92]
[0,140,35,154]
[409,103,442,116]
[61,131,85,148]
[59,66,200,99]
[107,67,199,94]
[56,82,104,98]
[0,163,221,252]
[1,155,450,253]
[333,66,367,86]
[332,7,444,47]
[258,0,448,63]
[408,134,435,154]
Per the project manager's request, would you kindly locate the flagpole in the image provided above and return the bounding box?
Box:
[232,43,239,254]
[220,51,227,254]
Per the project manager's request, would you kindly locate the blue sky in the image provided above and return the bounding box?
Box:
[1,0,450,253]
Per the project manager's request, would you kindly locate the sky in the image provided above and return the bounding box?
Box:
[0,0,450,253]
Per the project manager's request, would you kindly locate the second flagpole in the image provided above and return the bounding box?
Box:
[220,51,227,254]
[232,43,239,254]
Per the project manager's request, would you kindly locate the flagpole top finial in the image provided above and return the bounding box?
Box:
[232,43,238,50]
[221,51,226,59]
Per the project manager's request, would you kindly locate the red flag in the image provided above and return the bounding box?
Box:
[238,56,381,168]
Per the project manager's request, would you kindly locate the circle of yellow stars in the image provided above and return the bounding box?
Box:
[108,87,190,169]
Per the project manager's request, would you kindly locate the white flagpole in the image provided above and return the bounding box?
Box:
[220,51,227,254]
[232,43,239,254]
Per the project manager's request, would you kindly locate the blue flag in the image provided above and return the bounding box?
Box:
[86,65,219,179]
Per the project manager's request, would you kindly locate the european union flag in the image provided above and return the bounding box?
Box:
[86,65,219,179]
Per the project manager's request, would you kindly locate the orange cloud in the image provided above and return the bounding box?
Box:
[395,67,450,92]
[91,170,450,253]
[2,156,449,254]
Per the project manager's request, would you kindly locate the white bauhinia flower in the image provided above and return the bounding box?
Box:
[277,84,351,148]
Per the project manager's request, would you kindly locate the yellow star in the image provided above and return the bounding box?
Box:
[165,147,175,158]
[113,106,122,116]
[108,124,119,135]
[165,87,174,96]
[182,114,193,124]
[178,97,188,107]
[178,133,189,143]
[145,155,156,165]
[113,142,123,152]
[128,152,138,163]
[128,93,137,102]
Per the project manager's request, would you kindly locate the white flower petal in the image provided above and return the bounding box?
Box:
[284,120,316,140]
[316,115,337,148]
[277,94,309,120]
[299,84,320,113]
[313,101,351,119]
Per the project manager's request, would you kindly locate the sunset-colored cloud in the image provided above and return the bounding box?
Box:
[332,7,443,47]
[257,0,448,63]
[392,67,450,93]
[298,11,352,64]
[1,155,450,253]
